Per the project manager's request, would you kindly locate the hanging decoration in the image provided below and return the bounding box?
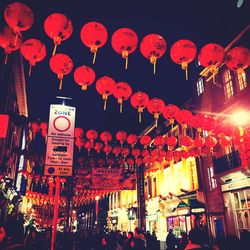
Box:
[20,39,47,76]
[127,134,138,148]
[74,65,96,90]
[80,21,108,64]
[111,27,138,69]
[170,39,197,80]
[0,26,22,64]
[175,109,193,135]
[44,13,73,55]
[140,34,167,74]
[4,2,34,45]
[112,82,132,113]
[86,129,98,146]
[163,104,180,131]
[139,135,151,148]
[225,47,250,75]
[130,91,149,123]
[116,131,127,147]
[96,76,116,110]
[100,131,112,145]
[147,98,165,127]
[49,53,73,90]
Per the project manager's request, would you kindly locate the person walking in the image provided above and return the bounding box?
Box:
[166,229,177,250]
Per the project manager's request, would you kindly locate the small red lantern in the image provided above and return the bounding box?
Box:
[100,131,112,145]
[194,136,205,148]
[154,136,165,147]
[181,135,193,147]
[130,91,149,123]
[132,148,141,158]
[80,21,108,64]
[127,134,138,148]
[49,53,73,90]
[170,39,197,80]
[4,2,34,45]
[75,137,85,151]
[103,144,112,158]
[225,47,250,74]
[75,128,84,138]
[181,150,190,159]
[198,43,224,82]
[163,104,180,126]
[116,130,127,146]
[74,65,96,90]
[96,76,116,110]
[165,136,177,150]
[84,140,93,154]
[140,34,167,74]
[44,13,73,55]
[111,28,138,69]
[140,135,151,148]
[86,129,98,145]
[94,142,103,153]
[220,135,231,147]
[31,121,40,138]
[142,149,150,157]
[112,145,121,157]
[0,26,22,64]
[121,147,130,158]
[20,39,47,76]
[173,151,181,162]
[147,98,165,127]
[112,82,132,113]
[191,114,206,133]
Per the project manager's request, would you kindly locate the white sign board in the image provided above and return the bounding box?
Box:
[45,104,75,176]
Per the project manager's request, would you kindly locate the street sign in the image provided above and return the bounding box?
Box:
[45,104,75,176]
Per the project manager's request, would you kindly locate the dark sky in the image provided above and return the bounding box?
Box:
[1,0,249,135]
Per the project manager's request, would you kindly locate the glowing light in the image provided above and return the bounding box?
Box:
[231,110,250,126]
[95,195,100,201]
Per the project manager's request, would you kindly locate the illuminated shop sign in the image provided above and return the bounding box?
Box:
[146,213,158,222]
[191,208,205,213]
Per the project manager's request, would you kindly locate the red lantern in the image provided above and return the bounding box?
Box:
[107,158,115,167]
[116,131,127,146]
[127,134,138,148]
[75,137,85,151]
[165,151,173,162]
[112,145,121,157]
[142,149,150,157]
[205,136,217,149]
[154,136,165,147]
[181,136,193,147]
[203,116,216,132]
[140,34,167,74]
[181,150,190,159]
[96,76,116,110]
[173,151,181,162]
[84,140,93,154]
[31,121,40,138]
[198,43,224,82]
[4,2,34,44]
[112,82,132,113]
[0,26,22,64]
[163,104,180,126]
[86,129,98,146]
[74,65,96,90]
[103,144,112,158]
[175,109,193,130]
[147,98,165,127]
[127,158,134,166]
[75,128,84,138]
[132,148,141,158]
[191,114,206,133]
[20,39,47,75]
[44,13,73,55]
[94,142,104,153]
[100,131,112,145]
[140,135,151,148]
[80,21,108,64]
[49,53,73,90]
[194,136,205,148]
[165,136,177,150]
[121,147,130,158]
[170,39,197,80]
[111,28,138,69]
[225,47,250,74]
[130,91,149,123]
[220,135,231,147]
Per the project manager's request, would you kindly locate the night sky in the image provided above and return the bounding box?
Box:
[1,0,249,135]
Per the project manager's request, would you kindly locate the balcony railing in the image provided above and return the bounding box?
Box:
[213,150,241,175]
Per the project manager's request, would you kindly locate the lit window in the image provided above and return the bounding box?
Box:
[238,71,247,91]
[223,70,234,100]
[197,78,204,96]
[207,166,217,191]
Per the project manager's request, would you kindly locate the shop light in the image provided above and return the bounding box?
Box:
[231,110,250,126]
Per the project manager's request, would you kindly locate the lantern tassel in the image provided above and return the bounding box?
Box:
[28,64,32,76]
[155,118,158,127]
[104,99,107,111]
[154,61,156,74]
[120,102,123,113]
[52,43,58,56]
[93,51,97,64]
[125,57,128,70]
[4,53,8,65]
[139,112,142,123]
[59,78,63,90]
[14,33,18,46]
[185,68,188,81]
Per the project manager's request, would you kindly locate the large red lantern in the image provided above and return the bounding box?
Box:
[170,39,197,80]
[181,135,193,147]
[140,135,151,148]
[111,28,138,69]
[0,26,22,64]
[44,13,73,55]
[175,109,193,128]
[130,91,149,123]
[194,136,205,148]
[100,131,112,145]
[49,53,73,90]
[74,66,96,90]
[191,114,206,133]
[140,34,167,74]
[20,39,47,75]
[147,98,165,127]
[96,76,116,110]
[112,82,132,113]
[116,131,127,146]
[4,2,34,45]
[205,136,217,149]
[198,43,224,82]
[163,104,180,126]
[80,21,108,64]
[225,47,250,74]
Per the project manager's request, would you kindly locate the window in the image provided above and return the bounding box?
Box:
[223,70,234,100]
[207,166,217,191]
[237,71,247,91]
[197,78,204,96]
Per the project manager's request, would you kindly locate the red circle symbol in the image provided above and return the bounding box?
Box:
[53,116,70,132]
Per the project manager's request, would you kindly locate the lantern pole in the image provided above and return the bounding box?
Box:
[51,176,61,250]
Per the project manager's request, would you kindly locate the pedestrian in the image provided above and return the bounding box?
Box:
[134,228,146,250]
[166,229,176,250]
[178,232,188,249]
[124,231,135,250]
[185,229,202,250]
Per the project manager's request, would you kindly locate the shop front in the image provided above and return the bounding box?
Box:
[221,178,250,238]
